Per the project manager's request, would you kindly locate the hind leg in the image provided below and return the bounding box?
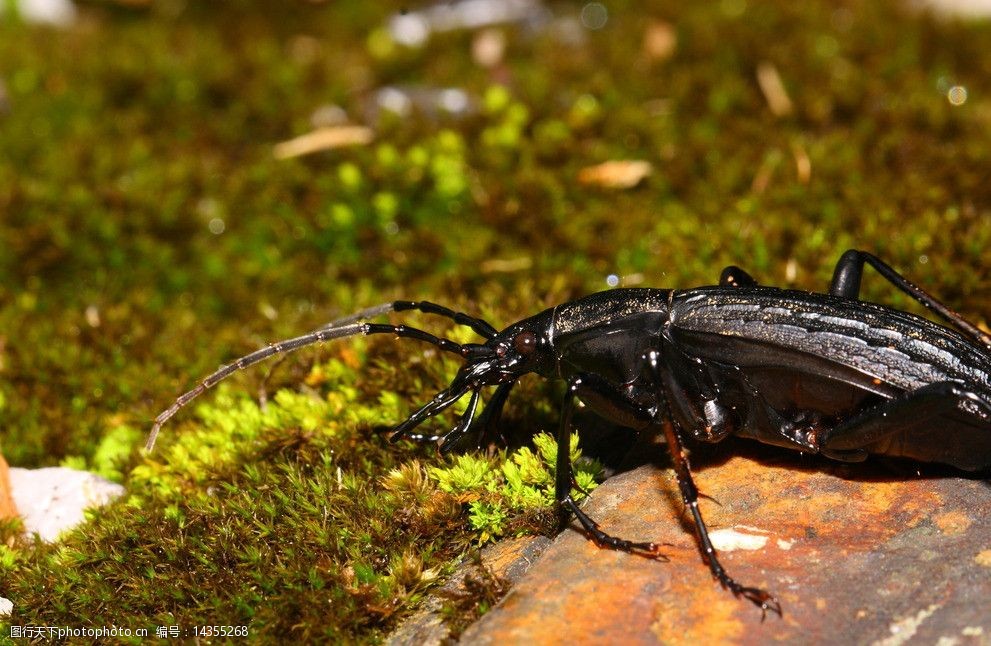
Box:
[829,250,990,349]
[719,265,758,289]
[819,381,991,471]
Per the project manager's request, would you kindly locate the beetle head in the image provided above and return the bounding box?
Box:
[389,308,556,448]
[473,312,557,383]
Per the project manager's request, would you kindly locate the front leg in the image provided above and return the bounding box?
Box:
[556,374,662,554]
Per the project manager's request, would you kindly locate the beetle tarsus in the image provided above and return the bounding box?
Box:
[721,578,782,619]
[562,497,670,560]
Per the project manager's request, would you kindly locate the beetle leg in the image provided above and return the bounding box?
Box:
[657,344,737,444]
[658,417,782,618]
[828,249,866,298]
[728,370,824,454]
[830,249,991,350]
[474,382,515,449]
[819,381,991,471]
[718,265,758,289]
[438,389,482,454]
[556,374,664,555]
[648,352,782,617]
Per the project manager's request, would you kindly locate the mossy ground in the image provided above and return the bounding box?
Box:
[0,0,989,641]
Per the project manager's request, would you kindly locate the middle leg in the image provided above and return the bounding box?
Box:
[647,350,782,616]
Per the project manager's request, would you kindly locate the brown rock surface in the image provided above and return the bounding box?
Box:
[388,535,553,646]
[461,441,991,644]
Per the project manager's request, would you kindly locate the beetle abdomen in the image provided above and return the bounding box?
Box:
[670,287,991,396]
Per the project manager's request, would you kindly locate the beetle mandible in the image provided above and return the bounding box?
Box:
[146,249,991,617]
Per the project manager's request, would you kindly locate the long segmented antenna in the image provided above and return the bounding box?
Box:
[146,301,500,452]
[393,301,499,339]
[320,302,397,328]
[325,301,498,339]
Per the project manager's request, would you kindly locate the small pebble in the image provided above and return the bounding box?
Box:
[8,467,124,543]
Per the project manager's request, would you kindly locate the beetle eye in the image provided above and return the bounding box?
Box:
[513,331,537,354]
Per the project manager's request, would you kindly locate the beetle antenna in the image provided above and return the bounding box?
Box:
[392,301,499,339]
[320,302,398,328]
[322,301,498,339]
[146,314,479,452]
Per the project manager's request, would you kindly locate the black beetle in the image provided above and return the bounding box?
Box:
[147,249,991,617]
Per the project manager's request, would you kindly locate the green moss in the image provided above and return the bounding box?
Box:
[429,432,601,543]
[62,424,144,483]
[0,357,596,640]
[2,0,991,640]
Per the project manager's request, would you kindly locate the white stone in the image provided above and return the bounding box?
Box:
[0,597,12,617]
[8,467,124,543]
[911,0,991,17]
[708,526,770,552]
[0,0,77,27]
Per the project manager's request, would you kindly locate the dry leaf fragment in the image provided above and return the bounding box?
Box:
[480,256,532,274]
[273,125,374,160]
[756,61,793,117]
[578,160,653,189]
[473,28,506,68]
[792,142,811,184]
[643,21,677,62]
